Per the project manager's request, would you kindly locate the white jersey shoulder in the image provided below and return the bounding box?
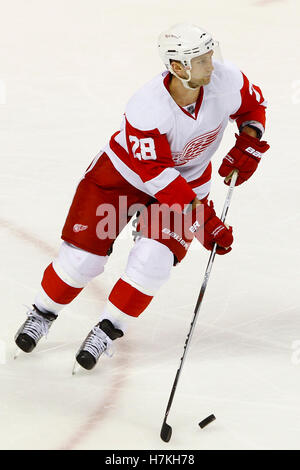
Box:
[205,60,244,117]
[211,60,243,92]
[125,72,173,134]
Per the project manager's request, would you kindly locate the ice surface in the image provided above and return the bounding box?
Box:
[0,0,299,450]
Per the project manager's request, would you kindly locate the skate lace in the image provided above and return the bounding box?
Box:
[22,307,53,342]
[84,326,113,359]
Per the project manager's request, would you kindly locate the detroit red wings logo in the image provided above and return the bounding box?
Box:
[172,123,222,166]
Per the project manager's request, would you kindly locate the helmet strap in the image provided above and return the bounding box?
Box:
[168,67,200,91]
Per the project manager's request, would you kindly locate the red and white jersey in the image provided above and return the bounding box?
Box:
[103,60,267,210]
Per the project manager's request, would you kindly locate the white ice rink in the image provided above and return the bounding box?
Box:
[0,0,299,450]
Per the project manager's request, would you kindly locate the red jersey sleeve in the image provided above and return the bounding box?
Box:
[120,116,196,210]
[230,72,267,134]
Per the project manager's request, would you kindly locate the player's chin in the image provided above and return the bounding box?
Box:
[190,80,208,89]
[202,76,211,85]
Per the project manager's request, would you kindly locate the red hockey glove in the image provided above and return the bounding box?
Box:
[187,201,233,255]
[219,133,270,186]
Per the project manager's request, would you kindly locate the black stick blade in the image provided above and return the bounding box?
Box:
[199,414,216,429]
[160,421,172,442]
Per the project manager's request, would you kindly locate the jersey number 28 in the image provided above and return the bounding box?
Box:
[129,136,157,161]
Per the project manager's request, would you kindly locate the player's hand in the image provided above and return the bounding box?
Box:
[219,133,270,186]
[188,200,233,255]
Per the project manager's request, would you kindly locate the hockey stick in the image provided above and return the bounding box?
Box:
[160,170,238,442]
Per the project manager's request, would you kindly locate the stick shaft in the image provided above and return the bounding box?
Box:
[162,171,238,423]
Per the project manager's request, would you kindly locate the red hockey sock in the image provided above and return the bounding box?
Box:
[109,278,153,318]
[41,263,83,305]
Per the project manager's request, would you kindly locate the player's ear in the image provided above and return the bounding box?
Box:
[170,61,176,73]
[170,60,183,75]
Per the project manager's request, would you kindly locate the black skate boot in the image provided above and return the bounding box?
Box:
[15,305,57,353]
[75,319,124,370]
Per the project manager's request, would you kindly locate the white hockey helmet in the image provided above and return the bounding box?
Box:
[158,23,221,88]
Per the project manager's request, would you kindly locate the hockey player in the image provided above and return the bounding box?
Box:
[15,23,269,370]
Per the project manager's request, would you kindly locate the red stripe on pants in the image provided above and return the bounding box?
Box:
[41,264,83,304]
[109,278,153,317]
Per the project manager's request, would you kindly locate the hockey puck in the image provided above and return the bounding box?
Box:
[198,414,216,429]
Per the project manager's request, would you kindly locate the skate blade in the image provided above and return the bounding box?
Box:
[72,361,79,375]
[14,348,21,360]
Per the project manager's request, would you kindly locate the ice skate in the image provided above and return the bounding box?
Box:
[14,305,57,354]
[75,319,124,371]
